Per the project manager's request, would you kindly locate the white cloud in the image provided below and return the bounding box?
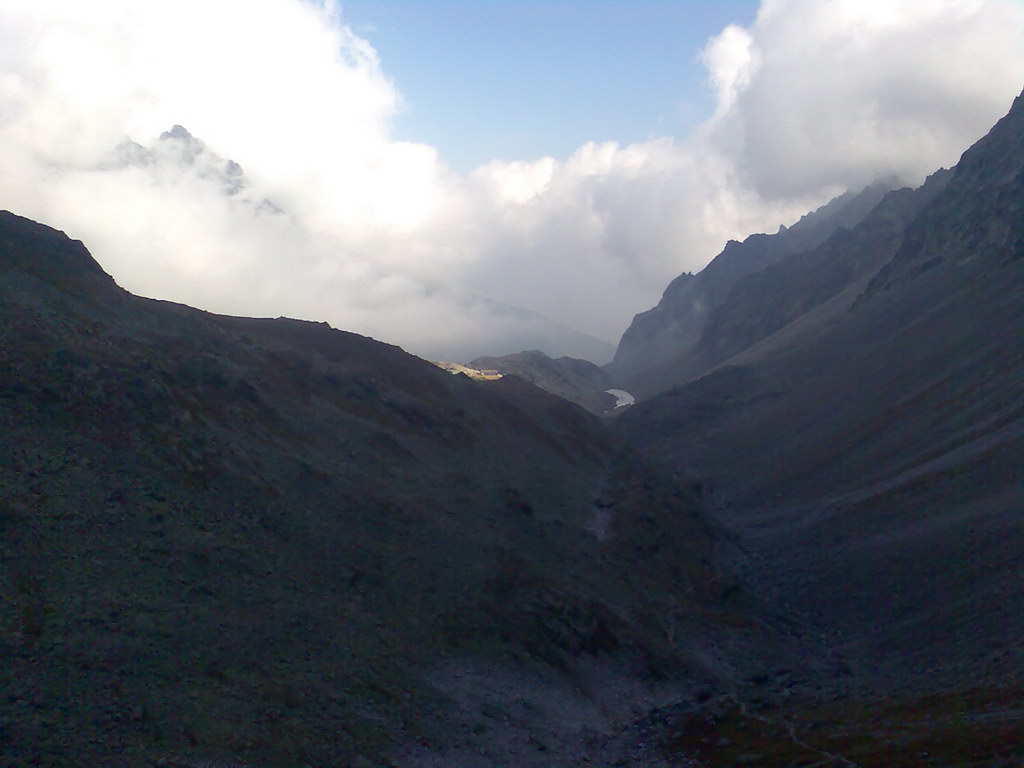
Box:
[0,0,1022,362]
[706,0,1024,197]
[701,25,758,117]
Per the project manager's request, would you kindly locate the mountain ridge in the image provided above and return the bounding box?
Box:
[614,87,1024,685]
[607,178,896,395]
[0,209,748,767]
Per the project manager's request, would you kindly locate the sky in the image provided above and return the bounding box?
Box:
[341,1,762,171]
[1,0,1023,363]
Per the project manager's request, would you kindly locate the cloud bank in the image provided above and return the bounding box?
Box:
[1,0,1022,362]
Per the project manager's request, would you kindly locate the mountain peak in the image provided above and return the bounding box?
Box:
[160,124,196,142]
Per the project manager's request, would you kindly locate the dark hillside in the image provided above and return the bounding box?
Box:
[0,211,733,767]
[614,91,1024,758]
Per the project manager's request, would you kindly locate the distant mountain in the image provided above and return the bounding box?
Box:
[469,350,615,414]
[0,211,733,767]
[616,89,1024,702]
[113,125,616,366]
[113,124,265,203]
[608,179,896,396]
[435,296,617,365]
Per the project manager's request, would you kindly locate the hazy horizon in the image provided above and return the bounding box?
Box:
[2,0,1022,362]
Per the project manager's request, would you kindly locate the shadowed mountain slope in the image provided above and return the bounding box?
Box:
[0,212,737,767]
[615,91,1024,692]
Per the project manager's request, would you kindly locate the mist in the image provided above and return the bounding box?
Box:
[2,0,1022,362]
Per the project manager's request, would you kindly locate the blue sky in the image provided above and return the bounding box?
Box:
[342,1,761,171]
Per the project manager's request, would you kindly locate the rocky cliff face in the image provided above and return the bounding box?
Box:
[0,212,732,767]
[863,90,1024,296]
[610,90,1022,402]
[690,168,952,373]
[607,180,894,395]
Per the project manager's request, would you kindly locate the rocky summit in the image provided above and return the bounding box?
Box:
[1,90,1022,767]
